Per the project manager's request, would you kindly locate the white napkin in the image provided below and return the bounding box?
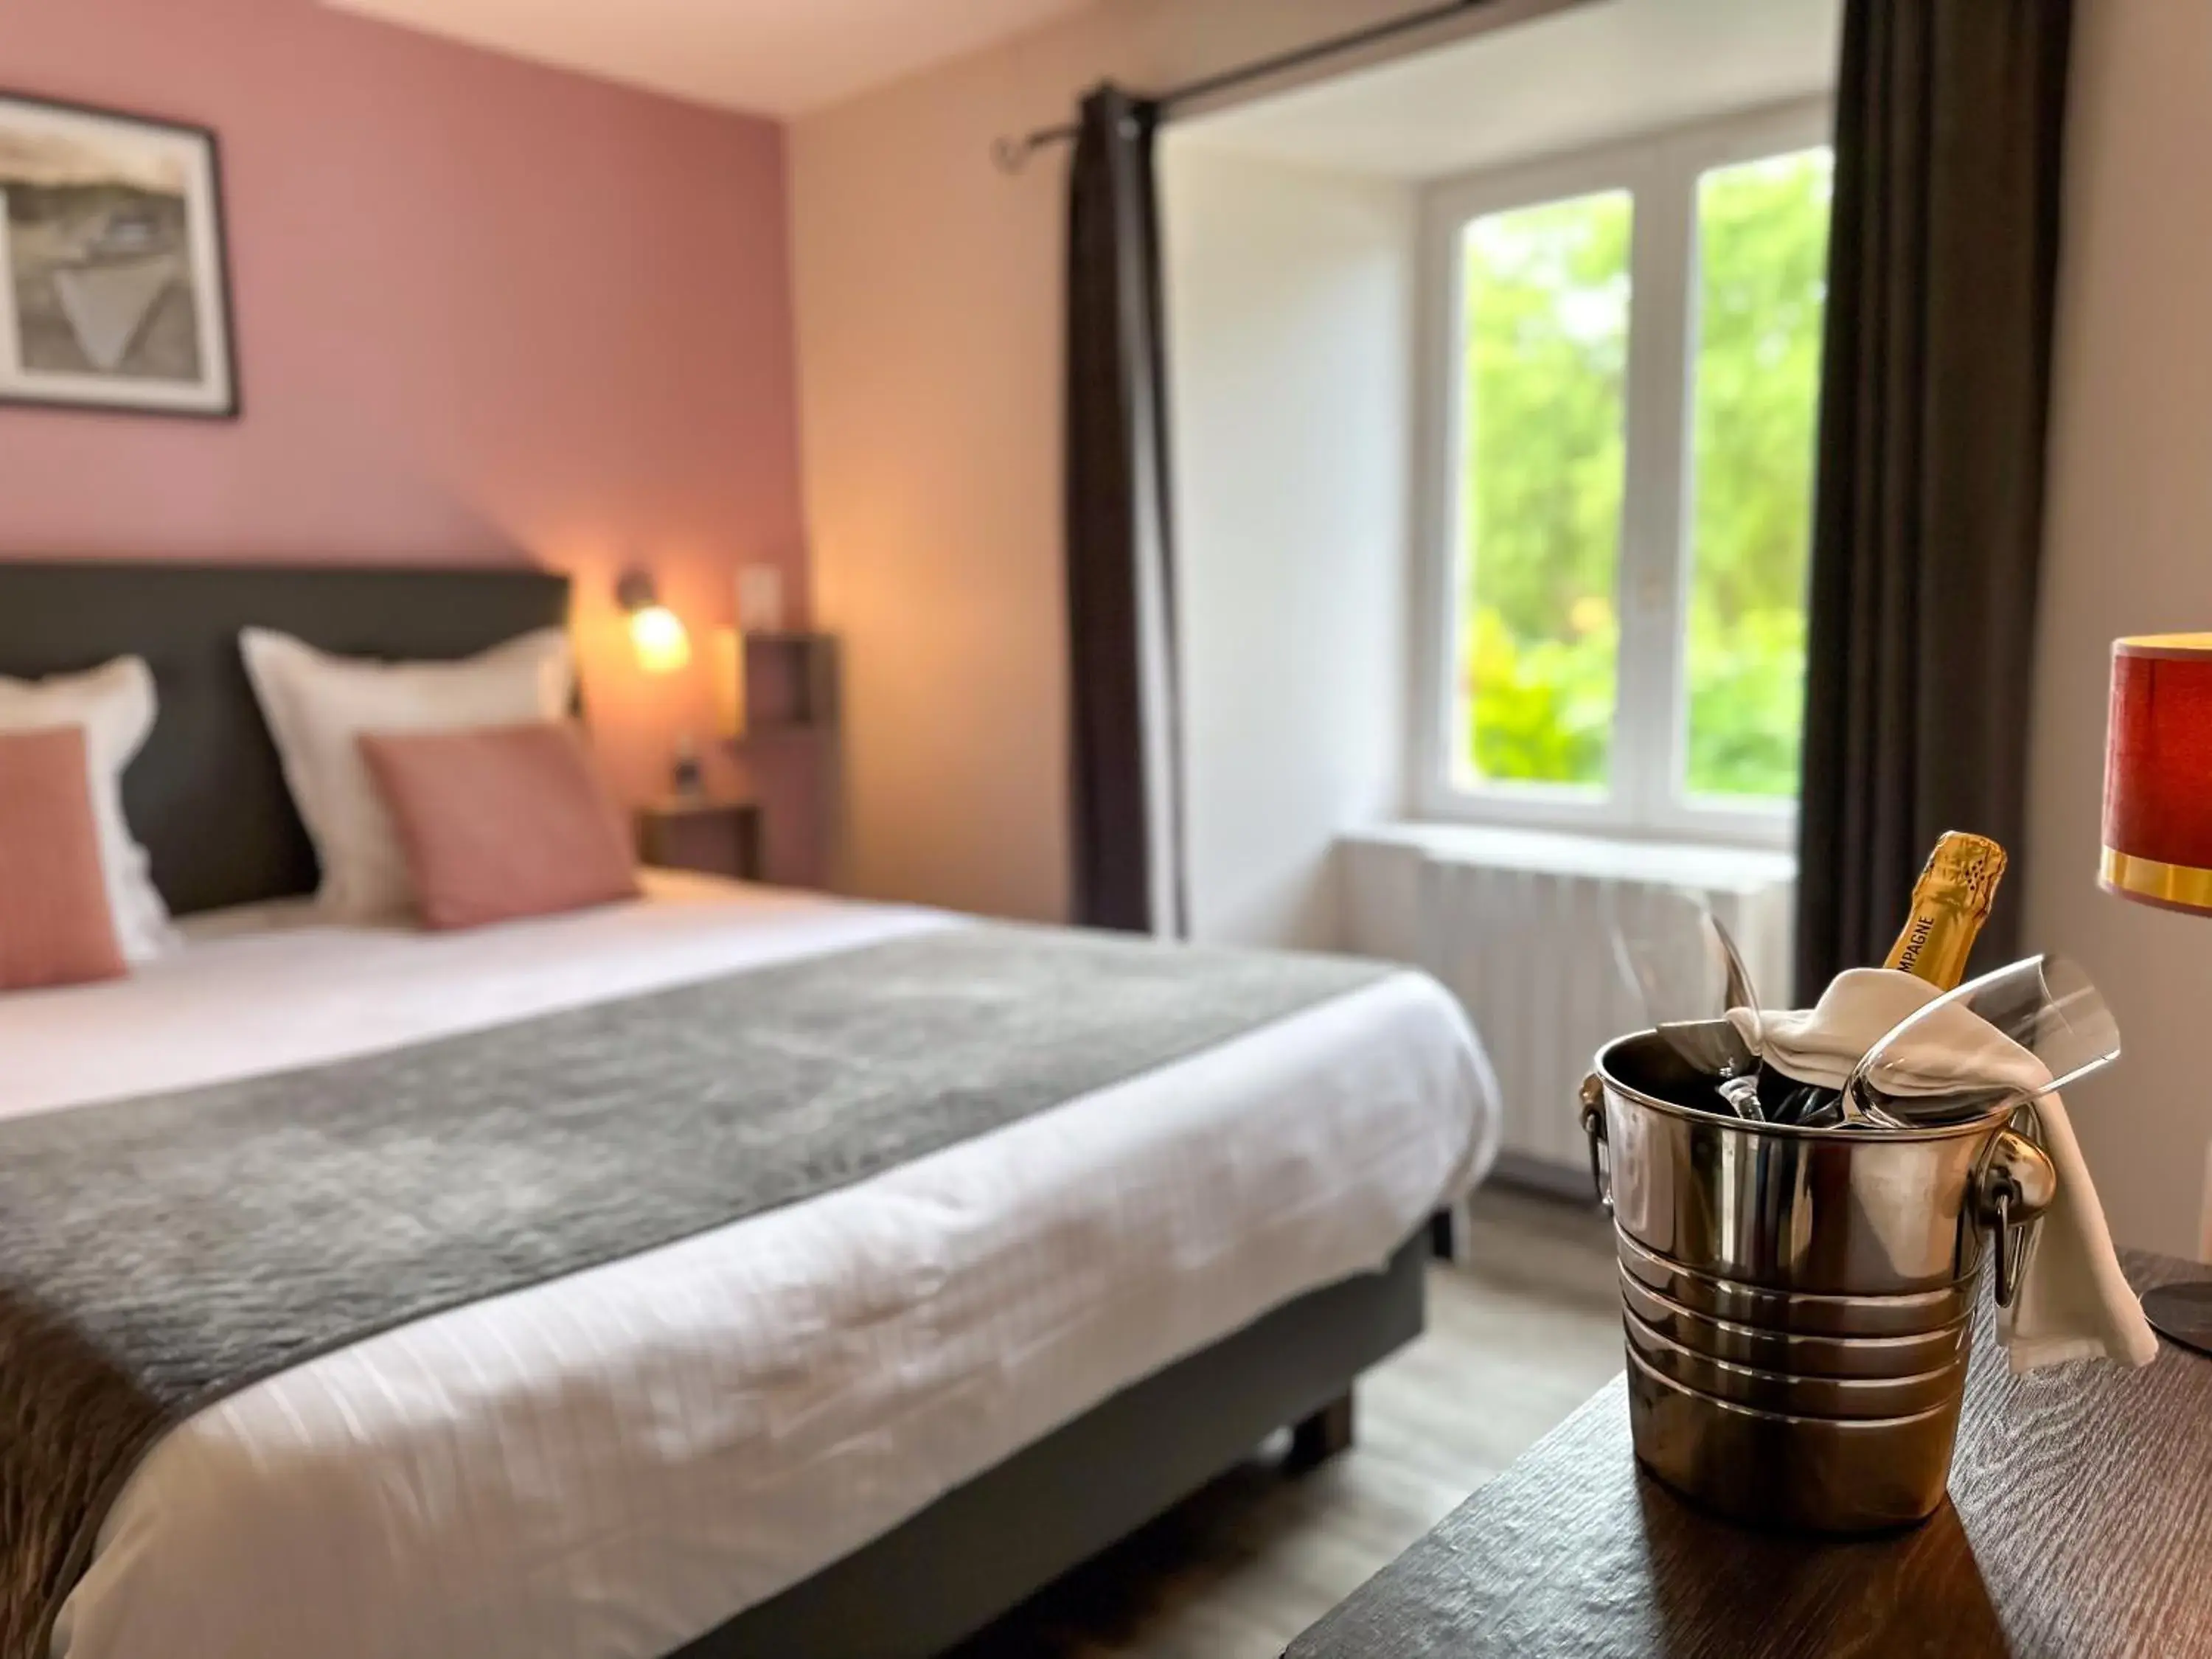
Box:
[1728,968,2157,1373]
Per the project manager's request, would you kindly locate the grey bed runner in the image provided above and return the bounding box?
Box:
[0,922,1392,1655]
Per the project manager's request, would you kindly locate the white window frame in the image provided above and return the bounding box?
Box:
[1410,97,1832,850]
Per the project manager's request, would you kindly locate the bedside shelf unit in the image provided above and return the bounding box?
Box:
[742,632,838,739]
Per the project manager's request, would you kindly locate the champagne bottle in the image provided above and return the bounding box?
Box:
[1880,832,2008,989]
[1767,831,2009,1124]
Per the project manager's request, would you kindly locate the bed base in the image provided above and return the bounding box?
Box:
[673,1232,1428,1658]
[1287,1389,1358,1472]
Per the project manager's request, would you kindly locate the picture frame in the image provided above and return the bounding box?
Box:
[0,91,238,418]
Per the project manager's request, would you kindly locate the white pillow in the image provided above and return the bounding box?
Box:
[0,656,178,961]
[240,627,576,920]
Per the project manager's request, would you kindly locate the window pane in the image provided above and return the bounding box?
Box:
[1683,148,1832,801]
[1456,189,1631,791]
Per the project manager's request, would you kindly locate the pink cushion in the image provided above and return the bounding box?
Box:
[0,726,128,990]
[359,723,640,931]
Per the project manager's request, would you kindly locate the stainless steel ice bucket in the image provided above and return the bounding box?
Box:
[1583,1026,2056,1532]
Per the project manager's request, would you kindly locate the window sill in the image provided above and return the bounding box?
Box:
[1339,821,1797,893]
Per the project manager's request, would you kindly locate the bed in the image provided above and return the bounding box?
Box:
[0,560,1498,1659]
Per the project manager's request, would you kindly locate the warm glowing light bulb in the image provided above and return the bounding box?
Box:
[629,604,691,675]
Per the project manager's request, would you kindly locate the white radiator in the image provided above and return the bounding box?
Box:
[1342,826,1795,1182]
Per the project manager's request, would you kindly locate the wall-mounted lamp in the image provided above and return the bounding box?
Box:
[616,569,691,675]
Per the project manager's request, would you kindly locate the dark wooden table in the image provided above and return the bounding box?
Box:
[1287,1250,2212,1658]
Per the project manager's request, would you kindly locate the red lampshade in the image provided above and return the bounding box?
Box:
[2102,634,2212,916]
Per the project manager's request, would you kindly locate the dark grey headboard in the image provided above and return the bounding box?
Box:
[0,560,571,915]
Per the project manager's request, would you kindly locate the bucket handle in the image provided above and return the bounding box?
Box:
[1972,1120,2057,1310]
[1578,1073,1612,1215]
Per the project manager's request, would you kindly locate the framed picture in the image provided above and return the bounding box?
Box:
[0,91,237,417]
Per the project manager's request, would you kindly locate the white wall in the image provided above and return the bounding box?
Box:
[1159,146,1416,947]
[1178,0,1839,181]
[2027,0,2212,1259]
[789,0,1565,922]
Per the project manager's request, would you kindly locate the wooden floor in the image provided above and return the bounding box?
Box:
[953,1185,1624,1658]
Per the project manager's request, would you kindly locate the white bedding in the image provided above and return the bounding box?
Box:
[4,874,1499,1659]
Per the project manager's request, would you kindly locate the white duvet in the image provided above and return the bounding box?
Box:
[0,874,1498,1659]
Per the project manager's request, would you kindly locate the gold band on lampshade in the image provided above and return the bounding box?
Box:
[2103,633,2212,917]
[2099,847,2212,915]
[2112,631,2212,661]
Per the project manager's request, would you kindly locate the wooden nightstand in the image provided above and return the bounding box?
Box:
[636,797,762,882]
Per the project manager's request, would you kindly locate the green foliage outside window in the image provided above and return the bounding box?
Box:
[1460,150,1832,802]
[1461,189,1629,790]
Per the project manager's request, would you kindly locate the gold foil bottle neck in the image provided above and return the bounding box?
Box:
[1882,832,2009,989]
[1917,832,2008,918]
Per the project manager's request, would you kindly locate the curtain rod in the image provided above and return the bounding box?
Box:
[991,0,1498,173]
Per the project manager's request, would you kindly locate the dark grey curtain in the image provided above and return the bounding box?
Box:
[1795,0,2074,995]
[1065,84,1184,935]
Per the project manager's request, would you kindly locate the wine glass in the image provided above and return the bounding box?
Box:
[1833,953,2120,1128]
[1607,887,1766,1120]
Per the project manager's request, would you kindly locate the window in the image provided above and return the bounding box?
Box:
[1416,104,1832,845]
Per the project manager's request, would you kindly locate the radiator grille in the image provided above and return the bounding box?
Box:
[1344,830,1795,1175]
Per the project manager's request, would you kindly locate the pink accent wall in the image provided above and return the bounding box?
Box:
[1,0,810,844]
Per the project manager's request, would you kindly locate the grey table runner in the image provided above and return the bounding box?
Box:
[0,922,1392,1655]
